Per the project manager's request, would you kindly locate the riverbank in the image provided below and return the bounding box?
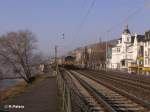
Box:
[1,75,60,112]
[0,79,24,91]
[1,75,45,102]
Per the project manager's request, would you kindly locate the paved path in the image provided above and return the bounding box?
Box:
[1,77,59,112]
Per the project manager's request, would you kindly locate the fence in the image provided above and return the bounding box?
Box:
[56,69,95,112]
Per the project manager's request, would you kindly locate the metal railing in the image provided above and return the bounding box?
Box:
[56,69,98,112]
[57,70,72,112]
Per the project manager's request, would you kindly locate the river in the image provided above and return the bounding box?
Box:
[0,79,23,91]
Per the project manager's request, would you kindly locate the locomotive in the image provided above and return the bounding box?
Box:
[63,55,76,69]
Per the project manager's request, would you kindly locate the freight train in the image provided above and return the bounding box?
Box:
[63,55,83,69]
[61,55,84,69]
[63,56,75,68]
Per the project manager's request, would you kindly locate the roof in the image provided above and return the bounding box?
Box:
[137,35,145,42]
[144,30,150,41]
[131,35,145,43]
[123,25,131,34]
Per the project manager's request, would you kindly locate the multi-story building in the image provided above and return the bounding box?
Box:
[87,43,106,69]
[69,42,109,69]
[110,25,145,73]
[143,30,150,75]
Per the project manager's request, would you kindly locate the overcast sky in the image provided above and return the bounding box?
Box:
[0,0,150,56]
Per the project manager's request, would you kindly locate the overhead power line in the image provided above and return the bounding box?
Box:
[102,0,150,37]
[79,0,96,30]
[75,0,96,38]
[71,0,96,47]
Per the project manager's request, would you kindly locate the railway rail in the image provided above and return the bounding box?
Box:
[98,69,150,85]
[83,70,150,92]
[60,69,105,112]
[60,69,150,112]
[78,70,150,103]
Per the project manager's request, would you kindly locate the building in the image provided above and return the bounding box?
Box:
[68,47,84,67]
[143,30,150,75]
[110,25,145,73]
[69,41,114,69]
[68,42,108,68]
[86,43,106,69]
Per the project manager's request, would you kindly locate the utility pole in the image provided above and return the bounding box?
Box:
[99,37,102,44]
[55,45,58,75]
[99,37,102,69]
[106,30,110,70]
[84,46,88,69]
[54,33,64,75]
[105,40,107,70]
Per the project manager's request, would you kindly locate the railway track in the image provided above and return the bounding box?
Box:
[61,69,105,112]
[97,70,150,85]
[62,69,149,112]
[83,70,150,92]
[78,70,150,102]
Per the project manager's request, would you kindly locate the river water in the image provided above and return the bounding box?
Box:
[0,79,23,91]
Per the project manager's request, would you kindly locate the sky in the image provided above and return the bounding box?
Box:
[0,0,150,56]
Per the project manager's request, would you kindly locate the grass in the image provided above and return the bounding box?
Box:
[1,74,45,103]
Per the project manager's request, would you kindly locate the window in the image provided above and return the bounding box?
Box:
[148,49,150,57]
[139,46,143,56]
[117,48,120,52]
[149,41,150,46]
[139,60,143,65]
[145,51,148,56]
[145,42,148,47]
[148,59,150,65]
[145,59,147,65]
[127,38,129,42]
[121,60,125,66]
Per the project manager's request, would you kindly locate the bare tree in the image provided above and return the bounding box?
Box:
[0,30,38,84]
[31,52,46,65]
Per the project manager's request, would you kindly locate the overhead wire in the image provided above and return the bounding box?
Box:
[59,0,96,55]
[78,0,96,33]
[72,0,96,47]
[71,0,149,50]
[101,0,150,38]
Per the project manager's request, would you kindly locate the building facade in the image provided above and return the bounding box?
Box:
[143,30,150,75]
[110,25,144,73]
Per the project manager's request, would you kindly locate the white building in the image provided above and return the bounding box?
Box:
[143,30,150,75]
[110,25,144,72]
